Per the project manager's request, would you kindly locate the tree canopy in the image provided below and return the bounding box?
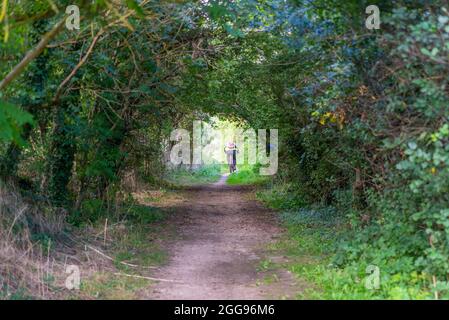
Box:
[2,0,449,299]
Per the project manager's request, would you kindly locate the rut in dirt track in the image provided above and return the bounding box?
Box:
[146,175,302,300]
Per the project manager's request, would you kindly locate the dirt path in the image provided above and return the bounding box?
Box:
[146,175,302,300]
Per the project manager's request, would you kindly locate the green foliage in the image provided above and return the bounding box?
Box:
[166,164,222,186]
[331,5,449,298]
[126,205,165,225]
[69,199,107,226]
[0,101,34,145]
[1,0,207,204]
[2,0,449,299]
[125,0,145,18]
[226,165,269,186]
[249,1,449,299]
[257,183,307,210]
[260,184,432,299]
[79,272,150,300]
[0,286,33,300]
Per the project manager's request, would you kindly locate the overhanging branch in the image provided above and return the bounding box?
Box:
[0,19,65,91]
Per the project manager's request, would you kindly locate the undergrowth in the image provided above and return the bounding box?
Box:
[165,164,222,186]
[0,182,174,300]
[257,183,434,300]
[226,164,270,186]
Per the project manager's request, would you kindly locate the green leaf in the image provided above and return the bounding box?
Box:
[207,2,230,21]
[407,141,417,150]
[224,23,244,38]
[0,101,34,145]
[126,0,145,18]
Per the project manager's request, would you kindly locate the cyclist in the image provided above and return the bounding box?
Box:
[224,141,238,173]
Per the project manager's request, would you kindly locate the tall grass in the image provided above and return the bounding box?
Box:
[0,183,67,299]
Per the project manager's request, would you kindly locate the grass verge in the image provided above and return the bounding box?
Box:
[257,186,431,299]
[227,165,270,186]
[165,164,223,186]
[76,190,181,300]
[0,182,180,300]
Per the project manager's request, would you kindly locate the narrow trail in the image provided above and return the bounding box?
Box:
[146,175,302,300]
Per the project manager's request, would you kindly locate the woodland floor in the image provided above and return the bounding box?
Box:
[142,175,306,300]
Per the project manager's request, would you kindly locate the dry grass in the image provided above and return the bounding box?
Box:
[132,189,185,208]
[0,184,111,299]
[0,183,171,300]
[0,183,66,298]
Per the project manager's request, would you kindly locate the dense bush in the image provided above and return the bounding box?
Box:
[191,1,449,297]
